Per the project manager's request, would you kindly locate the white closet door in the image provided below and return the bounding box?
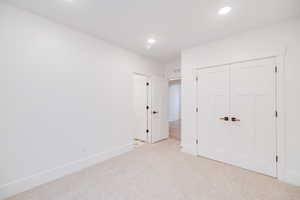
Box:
[197,58,277,177]
[197,66,231,159]
[230,58,277,177]
[133,74,148,141]
[151,76,168,143]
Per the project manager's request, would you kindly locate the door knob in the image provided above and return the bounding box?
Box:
[231,117,240,122]
[153,111,159,114]
[219,117,229,121]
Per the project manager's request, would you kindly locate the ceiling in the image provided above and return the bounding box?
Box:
[4,0,300,63]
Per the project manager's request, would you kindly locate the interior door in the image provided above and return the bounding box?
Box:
[151,76,168,143]
[230,58,277,177]
[197,58,277,177]
[197,66,231,160]
[133,74,149,142]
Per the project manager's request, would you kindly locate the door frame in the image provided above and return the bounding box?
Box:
[168,79,182,141]
[194,54,286,181]
[132,72,152,143]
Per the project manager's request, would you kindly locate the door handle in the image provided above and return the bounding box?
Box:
[152,111,159,114]
[231,117,240,122]
[219,117,229,121]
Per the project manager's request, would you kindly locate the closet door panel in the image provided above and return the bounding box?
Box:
[230,58,277,177]
[197,66,231,161]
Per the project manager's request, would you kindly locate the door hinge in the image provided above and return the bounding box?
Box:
[196,139,199,144]
[196,107,199,112]
[146,82,150,86]
[275,110,278,118]
[146,106,149,110]
[196,76,198,81]
[275,66,278,73]
[276,155,279,163]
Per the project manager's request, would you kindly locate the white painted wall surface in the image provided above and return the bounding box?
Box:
[181,18,300,185]
[0,3,164,199]
[165,58,181,80]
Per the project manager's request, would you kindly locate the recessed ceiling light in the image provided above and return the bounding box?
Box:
[147,38,156,44]
[218,6,231,15]
[65,0,73,2]
[146,45,152,50]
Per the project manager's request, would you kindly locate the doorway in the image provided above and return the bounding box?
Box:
[168,79,181,141]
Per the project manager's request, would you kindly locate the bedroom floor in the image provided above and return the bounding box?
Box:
[7,139,300,200]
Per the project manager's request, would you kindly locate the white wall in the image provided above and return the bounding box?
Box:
[164,58,181,80]
[0,3,164,199]
[181,18,300,186]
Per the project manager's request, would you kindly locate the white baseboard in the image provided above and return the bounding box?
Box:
[282,170,300,186]
[0,144,133,200]
[181,143,197,156]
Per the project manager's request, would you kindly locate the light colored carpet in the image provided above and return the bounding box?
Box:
[7,139,300,200]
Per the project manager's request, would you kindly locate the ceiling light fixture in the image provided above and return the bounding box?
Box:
[147,38,156,44]
[218,6,231,15]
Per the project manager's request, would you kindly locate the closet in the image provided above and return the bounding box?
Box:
[196,57,277,177]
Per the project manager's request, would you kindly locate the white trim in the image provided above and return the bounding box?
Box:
[275,52,287,182]
[193,52,286,182]
[0,144,133,200]
[195,55,277,70]
[194,68,199,156]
